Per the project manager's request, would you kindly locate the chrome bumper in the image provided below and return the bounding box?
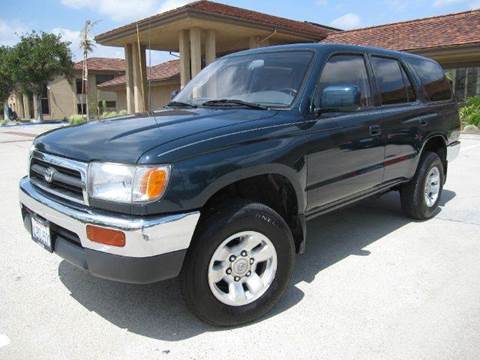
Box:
[447,141,461,162]
[19,177,200,258]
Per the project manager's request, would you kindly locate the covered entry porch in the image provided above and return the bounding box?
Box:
[95,1,336,114]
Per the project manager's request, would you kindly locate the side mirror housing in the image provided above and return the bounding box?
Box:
[315,85,361,113]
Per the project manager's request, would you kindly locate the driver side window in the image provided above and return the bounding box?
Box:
[316,54,372,110]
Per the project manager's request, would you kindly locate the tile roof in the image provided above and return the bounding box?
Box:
[74,57,126,72]
[188,1,337,37]
[96,1,337,43]
[98,60,179,89]
[324,10,480,51]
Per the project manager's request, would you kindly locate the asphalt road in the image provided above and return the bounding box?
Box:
[1,125,479,360]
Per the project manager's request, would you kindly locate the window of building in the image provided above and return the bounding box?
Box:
[98,100,117,109]
[445,67,480,102]
[76,79,86,95]
[40,85,49,115]
[96,74,115,85]
[408,58,452,101]
[77,103,87,115]
[371,56,415,105]
[317,54,372,109]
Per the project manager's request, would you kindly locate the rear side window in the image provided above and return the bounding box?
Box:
[318,54,372,108]
[371,56,416,105]
[408,57,452,101]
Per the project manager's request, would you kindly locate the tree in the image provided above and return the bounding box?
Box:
[0,46,15,120]
[11,31,74,121]
[80,20,99,120]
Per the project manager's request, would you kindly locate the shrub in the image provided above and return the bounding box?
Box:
[68,114,87,125]
[100,109,128,120]
[460,96,480,127]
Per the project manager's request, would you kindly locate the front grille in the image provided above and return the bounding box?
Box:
[29,151,88,205]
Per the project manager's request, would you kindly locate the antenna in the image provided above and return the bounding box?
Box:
[135,24,146,113]
[147,17,152,114]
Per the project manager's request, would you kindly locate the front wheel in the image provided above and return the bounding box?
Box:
[181,201,295,326]
[400,151,445,220]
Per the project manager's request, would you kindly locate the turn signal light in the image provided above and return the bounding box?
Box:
[140,168,169,199]
[86,225,126,247]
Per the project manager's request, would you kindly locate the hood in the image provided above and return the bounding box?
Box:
[34,108,277,163]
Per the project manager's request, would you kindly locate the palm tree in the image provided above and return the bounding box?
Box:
[79,20,99,120]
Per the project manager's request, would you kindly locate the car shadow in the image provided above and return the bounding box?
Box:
[58,189,456,341]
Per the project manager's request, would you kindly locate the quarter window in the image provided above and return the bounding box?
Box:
[317,54,372,109]
[408,58,452,101]
[371,56,415,105]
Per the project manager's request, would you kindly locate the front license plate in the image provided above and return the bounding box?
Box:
[31,216,52,252]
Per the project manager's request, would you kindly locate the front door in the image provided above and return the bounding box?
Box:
[306,53,385,213]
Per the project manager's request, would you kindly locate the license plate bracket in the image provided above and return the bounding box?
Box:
[31,216,53,252]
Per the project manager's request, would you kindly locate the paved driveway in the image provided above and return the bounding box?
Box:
[1,126,479,360]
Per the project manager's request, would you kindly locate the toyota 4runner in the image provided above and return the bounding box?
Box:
[19,44,461,326]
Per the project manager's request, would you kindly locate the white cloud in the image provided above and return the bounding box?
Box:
[158,0,195,13]
[61,0,195,22]
[0,18,28,46]
[330,13,362,30]
[434,0,480,7]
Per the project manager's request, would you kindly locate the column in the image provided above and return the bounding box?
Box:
[16,92,25,119]
[205,30,216,65]
[190,27,202,78]
[179,30,191,89]
[124,44,135,114]
[132,42,147,113]
[23,93,31,119]
[33,94,39,120]
[249,36,269,49]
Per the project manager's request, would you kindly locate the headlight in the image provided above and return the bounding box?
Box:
[88,162,170,203]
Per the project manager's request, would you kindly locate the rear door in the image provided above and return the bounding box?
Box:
[306,53,385,212]
[368,54,433,183]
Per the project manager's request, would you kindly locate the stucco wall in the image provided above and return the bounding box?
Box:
[114,81,180,112]
[48,76,76,119]
[151,83,180,110]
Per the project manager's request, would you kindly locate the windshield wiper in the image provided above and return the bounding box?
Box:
[201,99,267,110]
[166,101,197,108]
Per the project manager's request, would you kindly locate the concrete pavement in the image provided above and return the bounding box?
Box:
[0,126,479,360]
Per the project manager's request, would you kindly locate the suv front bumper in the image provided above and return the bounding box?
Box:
[19,177,200,284]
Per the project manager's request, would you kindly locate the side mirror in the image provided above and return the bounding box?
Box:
[170,89,180,100]
[315,85,361,113]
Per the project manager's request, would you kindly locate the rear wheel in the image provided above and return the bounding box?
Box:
[181,200,295,326]
[400,152,444,220]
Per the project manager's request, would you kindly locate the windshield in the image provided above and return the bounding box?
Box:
[174,51,313,108]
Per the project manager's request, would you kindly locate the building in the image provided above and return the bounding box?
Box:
[10,57,125,120]
[94,1,480,113]
[98,60,180,110]
[94,0,337,114]
[324,10,480,102]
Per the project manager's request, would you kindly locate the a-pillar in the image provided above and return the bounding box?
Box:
[124,44,135,114]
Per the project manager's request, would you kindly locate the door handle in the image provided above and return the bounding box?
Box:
[419,119,429,127]
[369,125,382,136]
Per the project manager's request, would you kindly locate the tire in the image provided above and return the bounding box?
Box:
[400,151,445,220]
[181,200,296,326]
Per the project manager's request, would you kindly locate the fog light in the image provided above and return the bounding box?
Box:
[86,225,126,247]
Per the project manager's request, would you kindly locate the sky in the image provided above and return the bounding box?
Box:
[1,0,480,65]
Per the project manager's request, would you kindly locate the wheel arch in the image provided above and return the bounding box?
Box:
[197,165,307,254]
[418,134,448,179]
